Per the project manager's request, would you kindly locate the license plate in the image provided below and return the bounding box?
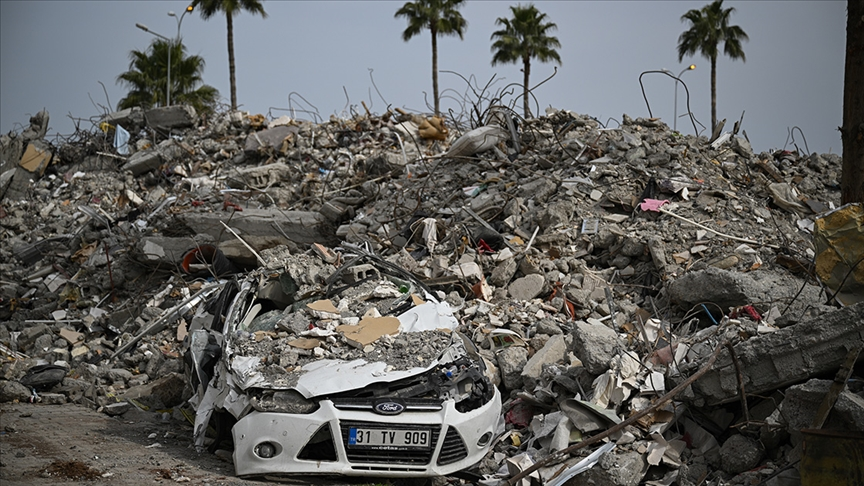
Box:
[348,427,430,449]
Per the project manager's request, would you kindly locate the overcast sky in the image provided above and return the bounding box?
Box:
[0,1,847,155]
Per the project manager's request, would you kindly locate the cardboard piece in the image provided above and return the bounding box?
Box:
[307,299,339,314]
[336,316,401,348]
[59,328,83,345]
[19,142,53,175]
[288,337,322,350]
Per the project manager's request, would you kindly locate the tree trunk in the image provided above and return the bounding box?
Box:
[841,0,864,204]
[523,55,531,119]
[227,11,237,111]
[710,54,717,132]
[431,26,439,116]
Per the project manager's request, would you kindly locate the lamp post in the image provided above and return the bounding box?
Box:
[135,23,171,107]
[674,64,696,132]
[168,5,194,42]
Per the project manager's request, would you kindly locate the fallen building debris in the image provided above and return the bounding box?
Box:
[1,101,862,485]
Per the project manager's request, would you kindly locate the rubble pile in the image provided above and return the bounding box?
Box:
[1,102,863,486]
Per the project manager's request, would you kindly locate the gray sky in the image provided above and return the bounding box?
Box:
[0,1,847,155]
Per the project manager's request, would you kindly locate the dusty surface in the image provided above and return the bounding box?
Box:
[0,402,256,486]
[0,402,441,486]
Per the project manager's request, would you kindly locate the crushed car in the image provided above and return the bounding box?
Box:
[184,244,503,480]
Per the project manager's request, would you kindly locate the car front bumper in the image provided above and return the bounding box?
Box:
[232,387,502,478]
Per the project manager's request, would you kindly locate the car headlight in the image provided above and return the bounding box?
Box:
[251,389,319,414]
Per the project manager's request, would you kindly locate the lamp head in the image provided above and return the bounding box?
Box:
[135,23,149,32]
[688,64,696,70]
[186,5,194,12]
[168,11,176,17]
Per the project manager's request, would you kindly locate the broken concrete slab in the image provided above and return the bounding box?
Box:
[144,105,197,131]
[101,107,145,133]
[243,126,298,153]
[177,208,336,246]
[135,235,215,268]
[688,303,864,405]
[779,378,864,442]
[667,266,822,316]
[120,148,162,176]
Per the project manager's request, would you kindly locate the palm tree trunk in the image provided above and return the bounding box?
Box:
[227,11,237,110]
[523,55,531,118]
[710,54,717,132]
[841,0,864,204]
[431,26,439,116]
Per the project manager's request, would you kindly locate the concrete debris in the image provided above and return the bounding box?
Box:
[0,103,860,485]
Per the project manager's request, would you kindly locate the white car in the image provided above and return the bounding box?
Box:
[186,245,502,480]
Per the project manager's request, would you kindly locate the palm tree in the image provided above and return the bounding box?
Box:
[192,0,267,111]
[395,0,467,116]
[490,4,561,119]
[677,0,748,132]
[116,39,219,115]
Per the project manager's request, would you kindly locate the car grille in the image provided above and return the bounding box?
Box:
[437,426,468,465]
[331,397,443,412]
[340,421,441,465]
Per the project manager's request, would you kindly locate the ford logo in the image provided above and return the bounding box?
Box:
[373,400,405,415]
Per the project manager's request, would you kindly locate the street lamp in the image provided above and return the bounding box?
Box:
[135,23,171,107]
[135,6,192,108]
[674,64,696,131]
[168,5,194,41]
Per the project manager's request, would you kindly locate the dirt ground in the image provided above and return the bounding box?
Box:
[0,402,445,486]
[0,401,260,485]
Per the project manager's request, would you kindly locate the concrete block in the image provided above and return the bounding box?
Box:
[244,126,298,152]
[18,323,50,351]
[136,235,213,267]
[508,274,545,301]
[1,166,33,201]
[103,401,132,416]
[719,434,764,474]
[497,346,528,391]
[225,162,293,189]
[565,450,646,486]
[779,378,864,442]
[489,258,518,287]
[121,148,162,176]
[572,320,619,375]
[102,107,145,132]
[178,208,336,246]
[690,303,864,405]
[0,380,31,402]
[521,334,567,389]
[40,392,67,405]
[119,372,185,409]
[145,105,197,131]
